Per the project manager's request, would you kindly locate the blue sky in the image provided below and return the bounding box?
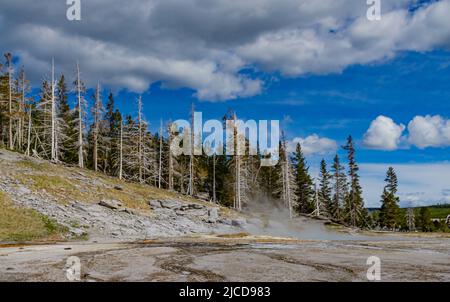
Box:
[2,0,450,207]
[112,50,450,164]
[105,50,450,207]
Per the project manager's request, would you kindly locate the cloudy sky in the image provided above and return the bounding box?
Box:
[1,0,450,207]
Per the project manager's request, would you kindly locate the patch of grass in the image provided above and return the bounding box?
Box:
[19,174,91,204]
[16,159,52,172]
[0,191,68,242]
[427,207,450,219]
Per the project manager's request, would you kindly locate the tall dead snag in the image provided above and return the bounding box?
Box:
[137,96,144,183]
[121,96,156,183]
[92,82,103,171]
[18,67,30,153]
[168,122,175,191]
[118,114,123,180]
[75,62,86,168]
[280,134,297,218]
[188,104,195,196]
[50,58,58,161]
[227,112,250,211]
[5,53,13,150]
[212,153,217,203]
[158,119,163,189]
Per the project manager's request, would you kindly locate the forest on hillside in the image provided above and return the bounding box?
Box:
[0,53,448,232]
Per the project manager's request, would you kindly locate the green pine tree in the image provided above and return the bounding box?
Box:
[416,207,433,232]
[331,154,347,221]
[318,159,333,218]
[292,143,314,214]
[343,136,369,228]
[103,92,122,175]
[378,167,401,230]
[56,74,77,163]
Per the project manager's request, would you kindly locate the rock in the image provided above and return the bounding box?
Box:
[70,228,86,237]
[159,200,182,210]
[189,203,206,210]
[232,219,246,227]
[147,200,162,209]
[120,208,139,215]
[219,218,232,225]
[98,199,123,210]
[207,208,219,223]
[15,185,31,196]
[71,202,89,212]
[179,203,206,211]
[194,193,210,201]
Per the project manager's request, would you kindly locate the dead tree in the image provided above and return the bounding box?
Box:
[92,82,103,171]
[50,58,57,161]
[75,62,86,168]
[158,119,163,189]
[188,104,195,195]
[5,53,13,150]
[118,115,123,180]
[168,122,175,191]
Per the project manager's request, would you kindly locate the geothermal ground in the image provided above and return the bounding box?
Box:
[0,149,449,282]
[1,234,449,282]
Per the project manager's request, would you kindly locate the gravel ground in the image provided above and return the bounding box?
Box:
[0,236,449,282]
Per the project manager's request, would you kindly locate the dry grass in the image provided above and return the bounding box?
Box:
[0,191,67,242]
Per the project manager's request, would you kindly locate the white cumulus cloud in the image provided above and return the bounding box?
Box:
[1,0,450,101]
[363,115,405,150]
[290,134,338,156]
[407,115,450,148]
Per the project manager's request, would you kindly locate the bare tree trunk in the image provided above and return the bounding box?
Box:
[5,53,13,150]
[19,70,26,151]
[119,116,123,180]
[236,155,241,211]
[50,58,57,161]
[158,119,163,188]
[188,104,194,196]
[25,103,32,156]
[168,123,174,191]
[232,113,242,211]
[76,62,84,168]
[138,96,143,183]
[312,182,320,217]
[213,154,216,203]
[93,82,101,172]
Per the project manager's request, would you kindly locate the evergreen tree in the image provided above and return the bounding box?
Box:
[331,154,347,221]
[56,74,77,163]
[416,207,433,232]
[103,92,122,175]
[343,136,368,228]
[379,167,401,230]
[318,159,332,218]
[292,143,314,214]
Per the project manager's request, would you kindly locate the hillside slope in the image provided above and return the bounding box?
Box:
[0,149,244,243]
